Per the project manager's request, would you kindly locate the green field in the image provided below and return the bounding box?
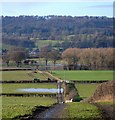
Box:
[2,62,33,68]
[2,83,57,93]
[2,96,56,119]
[2,69,113,81]
[35,40,63,49]
[1,70,112,119]
[52,70,113,81]
[61,102,103,119]
[2,71,31,81]
[76,83,99,98]
[1,44,16,50]
[1,70,49,81]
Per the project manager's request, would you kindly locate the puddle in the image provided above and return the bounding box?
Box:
[17,88,63,93]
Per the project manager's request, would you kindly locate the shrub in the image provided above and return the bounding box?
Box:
[34,78,40,82]
[73,95,83,102]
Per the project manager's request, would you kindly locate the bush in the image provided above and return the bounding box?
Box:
[34,78,40,82]
[73,96,83,102]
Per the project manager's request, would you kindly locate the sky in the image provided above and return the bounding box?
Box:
[1,1,114,17]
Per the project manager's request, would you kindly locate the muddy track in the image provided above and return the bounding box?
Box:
[94,103,114,120]
[29,103,66,119]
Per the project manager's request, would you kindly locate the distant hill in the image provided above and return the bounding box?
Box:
[2,15,113,50]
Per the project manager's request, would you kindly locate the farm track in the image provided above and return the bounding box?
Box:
[27,72,35,78]
[38,71,49,80]
[44,71,62,82]
[94,103,114,120]
[30,103,66,119]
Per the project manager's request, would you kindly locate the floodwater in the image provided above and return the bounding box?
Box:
[17,88,63,93]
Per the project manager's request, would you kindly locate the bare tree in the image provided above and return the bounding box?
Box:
[9,48,27,67]
[49,49,60,70]
[2,53,10,67]
[39,46,51,70]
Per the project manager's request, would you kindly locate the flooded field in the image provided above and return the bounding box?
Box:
[17,88,63,93]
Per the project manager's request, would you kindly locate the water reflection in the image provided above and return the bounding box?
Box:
[17,88,63,93]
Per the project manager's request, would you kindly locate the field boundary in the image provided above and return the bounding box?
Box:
[72,80,108,83]
[1,80,57,83]
[1,93,57,97]
[1,80,109,84]
[0,68,32,71]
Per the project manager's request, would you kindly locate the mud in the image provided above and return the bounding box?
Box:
[31,103,66,119]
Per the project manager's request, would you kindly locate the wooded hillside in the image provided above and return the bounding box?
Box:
[2,15,113,49]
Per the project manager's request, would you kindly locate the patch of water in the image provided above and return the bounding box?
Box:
[16,88,63,93]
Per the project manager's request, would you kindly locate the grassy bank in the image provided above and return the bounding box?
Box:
[76,83,99,99]
[61,102,103,119]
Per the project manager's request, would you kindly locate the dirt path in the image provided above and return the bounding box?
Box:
[94,103,114,120]
[31,103,66,119]
[44,71,62,82]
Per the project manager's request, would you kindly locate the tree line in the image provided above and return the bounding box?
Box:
[62,48,114,70]
[2,47,114,70]
[2,47,60,68]
[2,48,27,67]
[3,38,35,49]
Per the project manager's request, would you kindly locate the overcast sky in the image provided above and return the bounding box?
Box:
[1,1,114,17]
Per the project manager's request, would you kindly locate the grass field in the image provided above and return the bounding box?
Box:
[1,43,16,50]
[76,83,99,98]
[35,40,63,49]
[2,71,31,81]
[1,70,49,81]
[60,102,103,119]
[2,83,57,93]
[1,69,113,119]
[52,70,113,81]
[2,96,56,119]
[2,69,113,81]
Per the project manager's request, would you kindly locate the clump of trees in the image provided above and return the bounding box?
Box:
[39,46,61,70]
[62,48,80,70]
[3,38,35,49]
[2,48,27,67]
[62,48,114,70]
